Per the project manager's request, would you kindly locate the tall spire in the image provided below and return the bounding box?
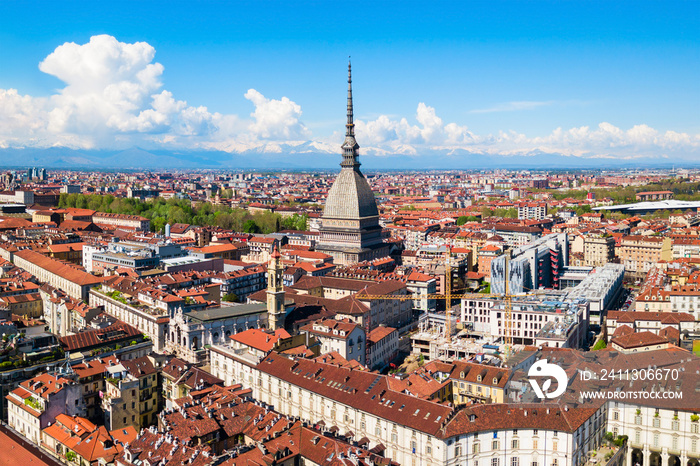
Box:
[346,59,354,134]
[341,59,360,170]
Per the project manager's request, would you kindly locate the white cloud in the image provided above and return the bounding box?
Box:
[244,89,309,140]
[0,34,698,162]
[354,104,700,159]
[0,35,307,150]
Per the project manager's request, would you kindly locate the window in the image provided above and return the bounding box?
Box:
[392,432,398,443]
[613,411,619,420]
[692,424,700,434]
[455,445,461,456]
[533,440,538,450]
[492,459,499,466]
[653,417,660,428]
[512,458,519,466]
[692,438,697,453]
[533,430,538,436]
[653,433,659,447]
[672,436,679,450]
[512,439,519,449]
[492,440,499,450]
[473,443,480,454]
[426,444,432,455]
[635,430,641,444]
[375,426,381,436]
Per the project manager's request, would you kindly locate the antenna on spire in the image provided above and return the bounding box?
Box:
[341,59,360,169]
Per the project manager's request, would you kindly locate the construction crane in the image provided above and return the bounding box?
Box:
[356,248,523,360]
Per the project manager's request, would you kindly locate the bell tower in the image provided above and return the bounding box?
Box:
[266,245,285,331]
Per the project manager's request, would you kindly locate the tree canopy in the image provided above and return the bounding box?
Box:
[58,193,307,234]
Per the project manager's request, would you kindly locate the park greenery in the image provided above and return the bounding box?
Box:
[549,178,700,203]
[58,193,308,234]
[456,215,480,225]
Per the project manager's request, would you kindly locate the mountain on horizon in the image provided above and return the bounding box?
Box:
[0,147,690,171]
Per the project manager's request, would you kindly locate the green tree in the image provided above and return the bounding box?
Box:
[243,219,261,233]
[456,216,468,226]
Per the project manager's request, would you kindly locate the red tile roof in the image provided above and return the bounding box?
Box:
[59,322,142,351]
[229,328,291,353]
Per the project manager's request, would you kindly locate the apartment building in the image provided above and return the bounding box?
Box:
[102,357,160,431]
[517,202,547,220]
[618,236,672,277]
[121,356,159,428]
[605,311,696,341]
[12,249,102,300]
[6,373,85,444]
[300,318,366,366]
[41,414,137,465]
[209,349,602,466]
[89,288,170,351]
[71,355,118,422]
[584,234,615,267]
[367,325,399,370]
[102,363,139,431]
[92,212,150,231]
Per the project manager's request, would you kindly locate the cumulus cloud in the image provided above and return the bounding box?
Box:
[244,89,309,140]
[0,34,698,161]
[353,103,700,159]
[0,35,305,150]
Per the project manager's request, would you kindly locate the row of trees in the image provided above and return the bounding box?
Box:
[58,193,308,234]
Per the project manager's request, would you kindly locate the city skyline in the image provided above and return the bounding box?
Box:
[0,1,699,168]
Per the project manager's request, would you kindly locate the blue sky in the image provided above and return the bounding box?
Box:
[0,1,698,162]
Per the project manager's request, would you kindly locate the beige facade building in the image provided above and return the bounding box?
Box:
[584,234,615,267]
[618,235,672,277]
[12,249,102,300]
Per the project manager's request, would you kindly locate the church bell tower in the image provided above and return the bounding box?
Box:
[266,245,285,331]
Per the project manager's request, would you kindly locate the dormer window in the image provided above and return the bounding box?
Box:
[477,375,482,382]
